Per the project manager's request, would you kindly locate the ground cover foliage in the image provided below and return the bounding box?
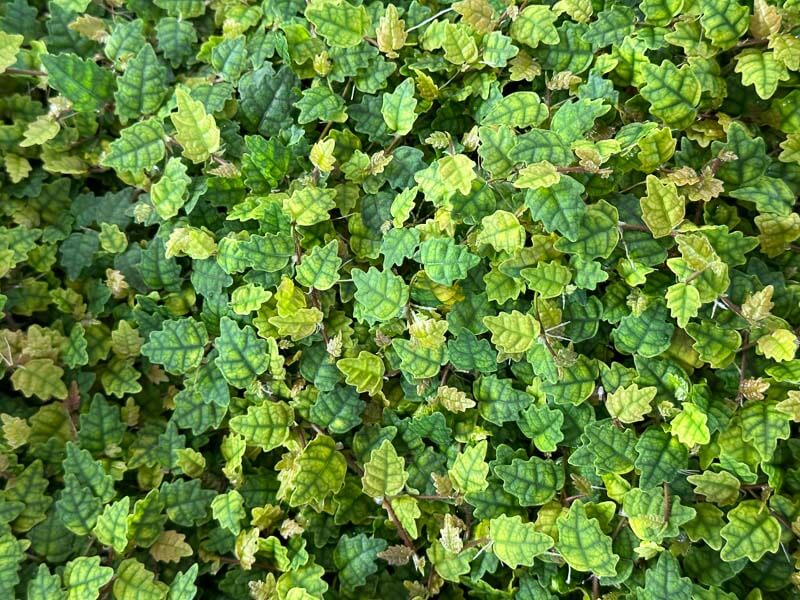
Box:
[1,0,800,597]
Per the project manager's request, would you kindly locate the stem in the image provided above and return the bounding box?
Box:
[4,67,46,77]
[406,8,455,33]
[382,497,417,555]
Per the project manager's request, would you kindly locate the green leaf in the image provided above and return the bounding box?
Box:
[640,175,685,238]
[489,514,553,568]
[735,50,790,100]
[27,564,64,600]
[153,0,205,18]
[171,88,220,163]
[296,86,347,124]
[635,428,688,489]
[483,310,540,355]
[101,119,166,172]
[63,556,114,600]
[141,319,208,375]
[0,32,23,73]
[11,358,67,400]
[449,440,489,496]
[114,44,167,123]
[151,158,190,220]
[720,500,781,562]
[738,400,791,461]
[229,401,294,452]
[483,92,547,128]
[214,317,269,389]
[509,5,559,48]
[42,53,116,112]
[305,0,371,48]
[381,78,417,135]
[296,240,342,290]
[361,439,408,498]
[624,486,696,543]
[606,383,656,423]
[337,351,384,396]
[613,302,674,358]
[333,534,387,592]
[113,558,169,600]
[640,60,701,128]
[524,175,587,241]
[417,237,480,286]
[496,456,563,506]
[211,490,245,535]
[0,532,24,598]
[352,267,409,323]
[698,0,749,50]
[556,501,619,577]
[640,553,693,600]
[287,435,347,506]
[687,471,741,506]
[93,497,130,554]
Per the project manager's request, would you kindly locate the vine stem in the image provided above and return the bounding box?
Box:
[406,8,454,33]
[4,67,46,76]
[382,497,418,556]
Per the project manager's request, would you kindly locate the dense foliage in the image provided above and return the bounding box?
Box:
[1,0,800,597]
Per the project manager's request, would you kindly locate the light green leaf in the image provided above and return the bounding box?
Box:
[352,267,409,323]
[64,556,114,600]
[42,53,116,112]
[606,384,656,423]
[112,558,169,600]
[666,282,701,328]
[93,497,130,554]
[640,175,685,238]
[361,439,408,498]
[214,317,269,389]
[10,358,67,400]
[449,440,489,496]
[489,514,553,568]
[640,61,701,128]
[171,88,220,163]
[141,319,208,375]
[556,501,619,577]
[285,187,337,226]
[211,490,245,535]
[0,32,23,73]
[483,310,540,354]
[101,119,166,172]
[720,500,781,562]
[735,49,790,100]
[337,351,384,396]
[229,402,294,452]
[416,237,479,286]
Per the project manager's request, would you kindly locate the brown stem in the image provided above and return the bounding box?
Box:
[4,67,46,77]
[719,295,744,318]
[736,331,749,404]
[382,497,417,554]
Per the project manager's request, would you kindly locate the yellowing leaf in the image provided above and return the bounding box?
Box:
[171,88,220,163]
